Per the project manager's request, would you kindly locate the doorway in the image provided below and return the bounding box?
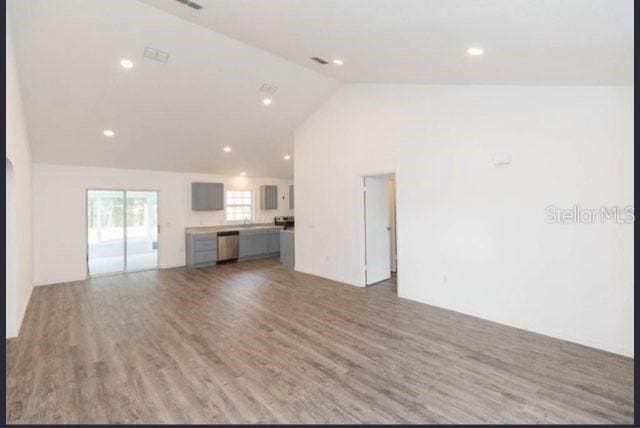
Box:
[389,178,397,273]
[363,173,397,286]
[87,189,159,277]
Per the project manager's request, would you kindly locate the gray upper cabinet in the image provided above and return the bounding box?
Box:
[192,182,224,211]
[289,185,294,210]
[260,185,278,210]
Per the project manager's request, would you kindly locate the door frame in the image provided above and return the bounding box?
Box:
[359,170,397,288]
[389,178,398,273]
[85,188,161,278]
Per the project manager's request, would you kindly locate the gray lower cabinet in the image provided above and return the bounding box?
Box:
[260,185,278,210]
[186,233,217,267]
[253,235,269,254]
[268,233,280,253]
[280,231,294,269]
[194,240,216,251]
[186,228,282,267]
[239,235,254,258]
[237,228,282,260]
[194,250,216,264]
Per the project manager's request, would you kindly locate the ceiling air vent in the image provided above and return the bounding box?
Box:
[259,83,278,95]
[175,0,203,10]
[311,57,329,65]
[144,47,170,63]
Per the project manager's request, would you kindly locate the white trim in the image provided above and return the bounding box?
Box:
[399,290,634,358]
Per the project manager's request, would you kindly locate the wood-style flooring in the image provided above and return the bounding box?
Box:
[5,258,634,424]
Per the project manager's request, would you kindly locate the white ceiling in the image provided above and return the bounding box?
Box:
[8,0,340,178]
[141,0,634,85]
[8,0,633,178]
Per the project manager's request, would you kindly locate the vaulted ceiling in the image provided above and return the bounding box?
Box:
[141,0,633,85]
[8,0,340,178]
[8,0,633,177]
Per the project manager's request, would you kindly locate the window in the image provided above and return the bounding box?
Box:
[226,190,252,221]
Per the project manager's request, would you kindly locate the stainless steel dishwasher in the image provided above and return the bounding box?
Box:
[217,230,239,262]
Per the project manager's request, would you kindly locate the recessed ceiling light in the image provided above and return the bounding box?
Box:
[240,172,247,176]
[332,59,344,65]
[103,130,115,137]
[283,154,291,160]
[120,59,134,69]
[262,98,272,106]
[467,47,484,56]
[223,146,232,153]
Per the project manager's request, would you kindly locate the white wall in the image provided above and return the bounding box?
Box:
[294,84,633,357]
[32,163,293,286]
[6,21,34,338]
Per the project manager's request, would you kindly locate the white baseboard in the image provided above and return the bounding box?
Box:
[399,290,633,359]
[294,266,364,288]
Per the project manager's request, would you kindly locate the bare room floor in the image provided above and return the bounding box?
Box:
[6,258,633,424]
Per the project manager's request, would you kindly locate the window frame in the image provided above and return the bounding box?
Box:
[225,190,253,222]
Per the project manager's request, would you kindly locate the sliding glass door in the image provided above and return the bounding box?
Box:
[87,190,159,277]
[87,190,125,275]
[125,191,159,272]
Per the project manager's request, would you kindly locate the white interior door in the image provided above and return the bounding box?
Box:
[364,176,391,285]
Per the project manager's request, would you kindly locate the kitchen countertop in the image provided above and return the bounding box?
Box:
[185,223,284,235]
[280,228,295,234]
